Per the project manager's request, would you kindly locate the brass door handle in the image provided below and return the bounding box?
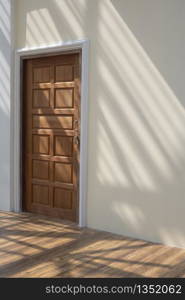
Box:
[74,135,80,145]
[74,120,78,128]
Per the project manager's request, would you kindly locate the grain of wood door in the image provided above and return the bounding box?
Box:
[23,53,81,222]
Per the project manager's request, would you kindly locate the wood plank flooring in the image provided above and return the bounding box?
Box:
[0,211,185,277]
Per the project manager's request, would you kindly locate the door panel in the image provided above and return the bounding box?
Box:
[23,53,80,222]
[32,115,74,129]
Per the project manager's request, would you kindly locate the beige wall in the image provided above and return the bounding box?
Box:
[0,0,12,211]
[16,0,185,248]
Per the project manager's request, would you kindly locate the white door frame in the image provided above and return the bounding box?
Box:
[13,39,89,227]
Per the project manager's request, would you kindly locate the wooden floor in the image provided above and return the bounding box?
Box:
[0,212,185,278]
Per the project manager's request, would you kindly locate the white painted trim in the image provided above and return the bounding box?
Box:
[13,39,89,227]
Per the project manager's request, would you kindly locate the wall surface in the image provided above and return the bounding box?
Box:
[15,0,185,248]
[0,0,13,211]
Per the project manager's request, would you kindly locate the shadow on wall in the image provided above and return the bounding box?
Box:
[0,0,11,210]
[15,0,185,247]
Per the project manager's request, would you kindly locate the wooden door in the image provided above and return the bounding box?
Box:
[22,53,80,222]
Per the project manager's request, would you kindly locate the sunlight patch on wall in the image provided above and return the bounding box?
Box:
[26,9,61,46]
[25,0,86,47]
[0,0,10,115]
[95,0,185,190]
[114,202,144,231]
[0,0,10,42]
[97,122,131,187]
[0,56,10,114]
[54,0,85,36]
[97,59,173,187]
[160,228,185,249]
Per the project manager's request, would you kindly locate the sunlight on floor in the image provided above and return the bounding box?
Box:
[1,212,185,278]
